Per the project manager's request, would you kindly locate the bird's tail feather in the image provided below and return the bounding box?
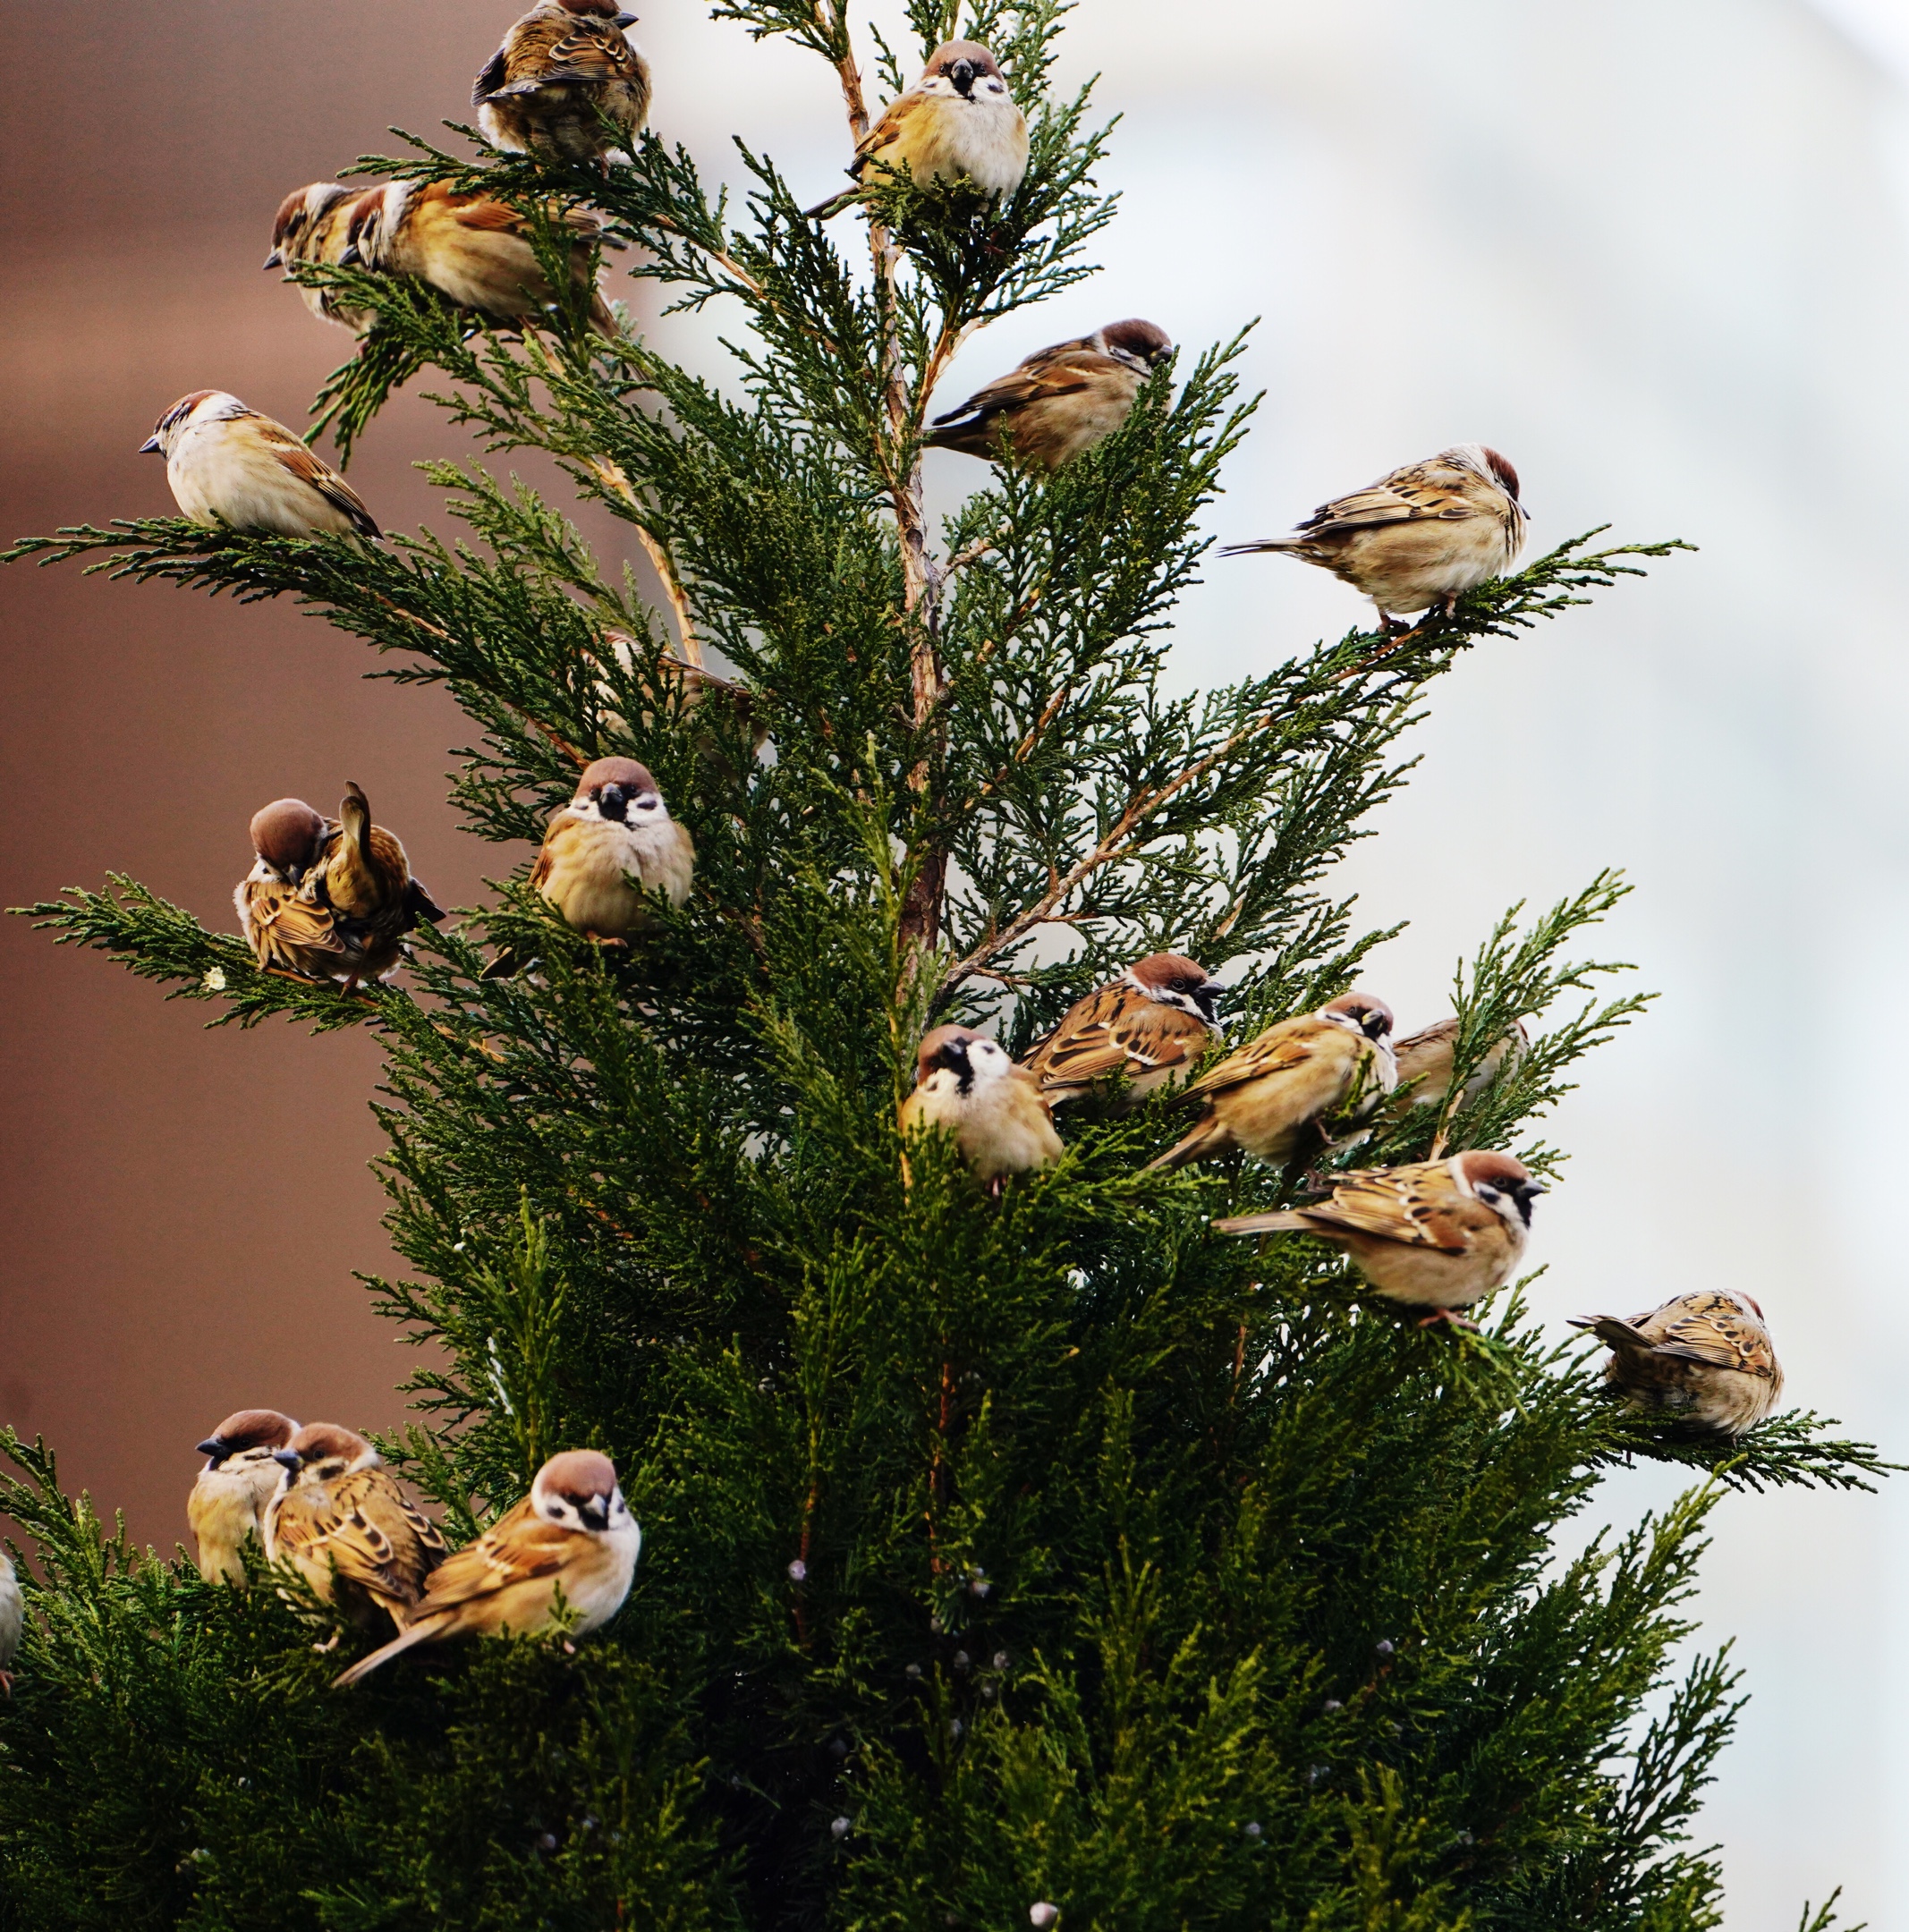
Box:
[1211,1209,1309,1236]
[333,1615,442,1690]
[1219,538,1304,557]
[1569,1315,1651,1352]
[1143,1115,1227,1173]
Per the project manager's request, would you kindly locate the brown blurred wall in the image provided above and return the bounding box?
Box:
[0,4,637,1551]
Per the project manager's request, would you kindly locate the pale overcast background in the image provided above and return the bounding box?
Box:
[4,1,1907,1924]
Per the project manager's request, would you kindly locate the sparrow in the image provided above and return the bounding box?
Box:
[140,392,380,539]
[900,1024,1063,1191]
[473,1,651,167]
[1572,1291,1783,1436]
[1214,1149,1545,1327]
[0,1550,21,1697]
[1145,992,1396,1172]
[596,631,767,771]
[342,182,616,338]
[1392,1016,1529,1112]
[1223,445,1528,628]
[333,1449,641,1688]
[265,182,384,333]
[307,781,446,987]
[1020,952,1225,1108]
[927,319,1175,471]
[188,1407,301,1586]
[265,1423,448,1631]
[494,758,694,964]
[810,41,1027,217]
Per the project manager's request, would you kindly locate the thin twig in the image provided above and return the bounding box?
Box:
[588,460,703,667]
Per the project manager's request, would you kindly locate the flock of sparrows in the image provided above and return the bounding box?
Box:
[32,0,1760,1699]
[184,1412,640,1688]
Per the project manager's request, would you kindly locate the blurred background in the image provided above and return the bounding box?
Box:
[4,1,1907,1921]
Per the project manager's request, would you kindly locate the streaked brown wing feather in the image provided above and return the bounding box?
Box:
[249,881,350,966]
[1297,1168,1478,1253]
[851,92,924,174]
[415,1499,572,1611]
[1301,466,1478,537]
[1178,1020,1322,1104]
[263,433,379,537]
[1655,1309,1761,1371]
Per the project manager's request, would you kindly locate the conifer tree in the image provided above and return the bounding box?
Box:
[0,4,1888,1927]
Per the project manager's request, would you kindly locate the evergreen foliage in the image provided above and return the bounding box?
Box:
[0,4,1886,1926]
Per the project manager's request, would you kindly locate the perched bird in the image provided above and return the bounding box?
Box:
[265,1423,447,1631]
[1392,1016,1529,1112]
[264,182,383,333]
[901,1024,1063,1191]
[1572,1291,1783,1436]
[496,757,694,963]
[140,392,380,539]
[333,1449,641,1688]
[1223,445,1528,628]
[1145,992,1396,1173]
[234,789,443,987]
[811,40,1027,216]
[1214,1148,1545,1327]
[0,1550,21,1697]
[1021,952,1225,1107]
[188,1408,301,1586]
[927,319,1175,471]
[473,0,651,167]
[596,631,767,772]
[342,182,615,338]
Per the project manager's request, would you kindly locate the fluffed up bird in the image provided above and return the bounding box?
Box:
[141,392,379,538]
[596,631,767,772]
[0,1551,21,1697]
[334,1449,641,1688]
[927,319,1174,471]
[265,1424,447,1631]
[1572,1290,1783,1436]
[265,182,384,332]
[488,758,695,971]
[1392,1015,1529,1112]
[901,1024,1063,1191]
[1145,992,1396,1173]
[1022,952,1225,1108]
[811,40,1027,217]
[1224,445,1527,629]
[342,182,615,338]
[1214,1149,1545,1328]
[474,0,651,166]
[189,1408,301,1586]
[234,787,444,987]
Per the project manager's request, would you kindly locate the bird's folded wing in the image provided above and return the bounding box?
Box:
[472,40,511,105]
[936,347,1106,426]
[851,94,923,173]
[1656,1308,1768,1372]
[416,1502,572,1610]
[1302,470,1476,536]
[1295,1170,1479,1252]
[299,1473,446,1599]
[405,878,447,926]
[257,429,379,536]
[1178,1021,1320,1103]
[250,885,351,962]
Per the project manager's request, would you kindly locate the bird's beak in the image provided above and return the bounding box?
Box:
[196,1437,227,1461]
[338,242,361,267]
[598,783,627,821]
[950,58,976,94]
[1362,1014,1390,1040]
[580,1495,610,1530]
[614,9,638,22]
[272,1450,302,1473]
[138,435,162,455]
[262,248,283,270]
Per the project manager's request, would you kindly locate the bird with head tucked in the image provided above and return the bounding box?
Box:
[334,1449,641,1687]
[1021,952,1225,1108]
[473,0,651,166]
[928,319,1175,471]
[189,1409,301,1586]
[1572,1290,1782,1436]
[1146,991,1396,1172]
[264,182,384,333]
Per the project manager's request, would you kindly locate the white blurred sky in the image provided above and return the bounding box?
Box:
[632,2,1909,1923]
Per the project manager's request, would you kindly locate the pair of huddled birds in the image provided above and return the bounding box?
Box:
[139,4,1530,631]
[177,1417,639,1690]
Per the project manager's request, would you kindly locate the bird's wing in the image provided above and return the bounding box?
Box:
[413,1499,573,1612]
[253,419,381,538]
[850,91,925,177]
[533,17,644,86]
[931,340,1103,428]
[1177,1015,1326,1104]
[405,877,447,926]
[247,879,351,967]
[1293,1165,1485,1254]
[529,815,576,893]
[1298,461,1480,538]
[1022,983,1133,1089]
[472,35,511,105]
[1653,1298,1773,1373]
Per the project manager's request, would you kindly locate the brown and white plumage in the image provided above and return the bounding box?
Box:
[265,1424,447,1631]
[0,1551,21,1697]
[308,781,445,985]
[1392,1016,1529,1112]
[474,0,651,166]
[264,182,383,333]
[1215,1148,1545,1324]
[334,1450,641,1688]
[140,392,379,539]
[813,40,1026,216]
[1573,1290,1783,1436]
[188,1408,301,1586]
[343,182,615,338]
[1224,445,1527,626]
[901,1024,1063,1191]
[1145,992,1396,1172]
[928,319,1174,471]
[1021,952,1224,1107]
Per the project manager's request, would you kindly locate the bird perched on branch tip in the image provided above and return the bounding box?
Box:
[1392,1015,1529,1114]
[1146,991,1396,1172]
[473,0,651,167]
[141,392,379,539]
[808,40,1026,218]
[1021,952,1224,1107]
[1225,445,1527,630]
[189,1408,301,1586]
[265,182,384,334]
[1215,1148,1544,1329]
[334,1450,641,1688]
[1572,1290,1782,1435]
[902,1024,1063,1192]
[927,319,1175,471]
